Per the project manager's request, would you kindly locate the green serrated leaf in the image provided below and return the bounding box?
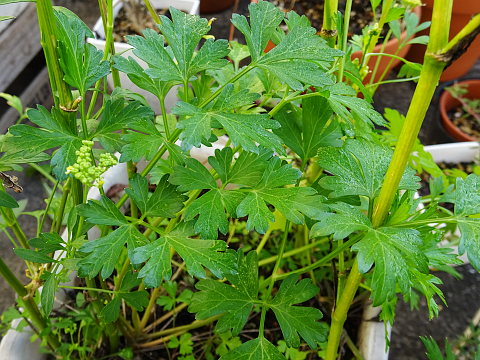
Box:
[113,55,179,100]
[189,250,257,336]
[128,9,229,84]
[132,221,237,288]
[274,97,342,162]
[55,11,110,93]
[219,337,285,360]
[77,195,128,226]
[270,274,326,349]
[145,175,187,218]
[29,232,65,253]
[454,174,480,270]
[100,296,121,323]
[353,227,428,305]
[173,84,284,155]
[310,202,371,240]
[78,224,147,279]
[318,138,420,198]
[120,118,164,163]
[3,106,81,181]
[125,173,149,214]
[95,99,154,153]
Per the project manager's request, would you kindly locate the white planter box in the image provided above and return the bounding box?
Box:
[423,141,480,265]
[86,0,200,115]
[0,2,28,35]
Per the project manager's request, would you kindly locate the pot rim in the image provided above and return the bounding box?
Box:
[439,79,480,142]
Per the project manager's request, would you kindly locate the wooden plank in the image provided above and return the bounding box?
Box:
[0,66,52,134]
[0,4,42,92]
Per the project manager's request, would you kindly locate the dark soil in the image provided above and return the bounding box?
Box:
[448,106,480,139]
[269,0,390,41]
[113,4,172,43]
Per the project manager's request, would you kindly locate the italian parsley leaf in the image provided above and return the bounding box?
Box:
[312,203,428,306]
[3,106,82,181]
[125,174,186,218]
[270,274,327,349]
[190,250,325,352]
[326,83,386,129]
[317,138,420,199]
[113,54,179,101]
[170,153,326,238]
[219,337,285,360]
[132,221,237,288]
[453,174,480,270]
[189,249,258,336]
[76,196,148,278]
[54,10,110,94]
[126,9,229,84]
[172,84,284,155]
[273,97,343,162]
[94,99,154,153]
[231,0,341,90]
[100,272,149,323]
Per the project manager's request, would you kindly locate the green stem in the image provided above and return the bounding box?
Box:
[85,277,119,351]
[139,287,161,330]
[263,234,361,284]
[199,66,252,108]
[258,237,329,267]
[365,0,394,60]
[35,0,74,112]
[143,315,222,342]
[256,229,272,255]
[159,96,170,139]
[54,182,71,234]
[143,0,162,25]
[0,256,60,349]
[321,0,338,47]
[325,259,363,360]
[368,28,392,87]
[59,285,116,294]
[39,180,59,236]
[326,2,455,358]
[337,0,353,83]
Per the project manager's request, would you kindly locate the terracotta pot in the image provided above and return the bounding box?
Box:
[406,0,480,82]
[200,0,235,14]
[439,79,480,142]
[257,0,421,85]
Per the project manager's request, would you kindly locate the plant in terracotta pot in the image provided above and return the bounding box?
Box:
[0,0,479,360]
[440,80,480,142]
[259,0,429,99]
[405,0,480,82]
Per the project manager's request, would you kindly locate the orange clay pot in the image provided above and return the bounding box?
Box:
[440,79,480,142]
[405,0,480,82]
[350,6,421,85]
[257,0,421,86]
[200,0,235,14]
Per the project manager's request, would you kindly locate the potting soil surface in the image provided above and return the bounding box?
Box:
[0,1,480,359]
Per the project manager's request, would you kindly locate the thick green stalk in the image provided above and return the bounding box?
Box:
[326,2,455,358]
[364,0,394,61]
[321,0,338,47]
[325,259,363,360]
[35,0,74,111]
[0,256,60,349]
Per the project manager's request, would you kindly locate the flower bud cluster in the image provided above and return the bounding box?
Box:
[65,140,117,188]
